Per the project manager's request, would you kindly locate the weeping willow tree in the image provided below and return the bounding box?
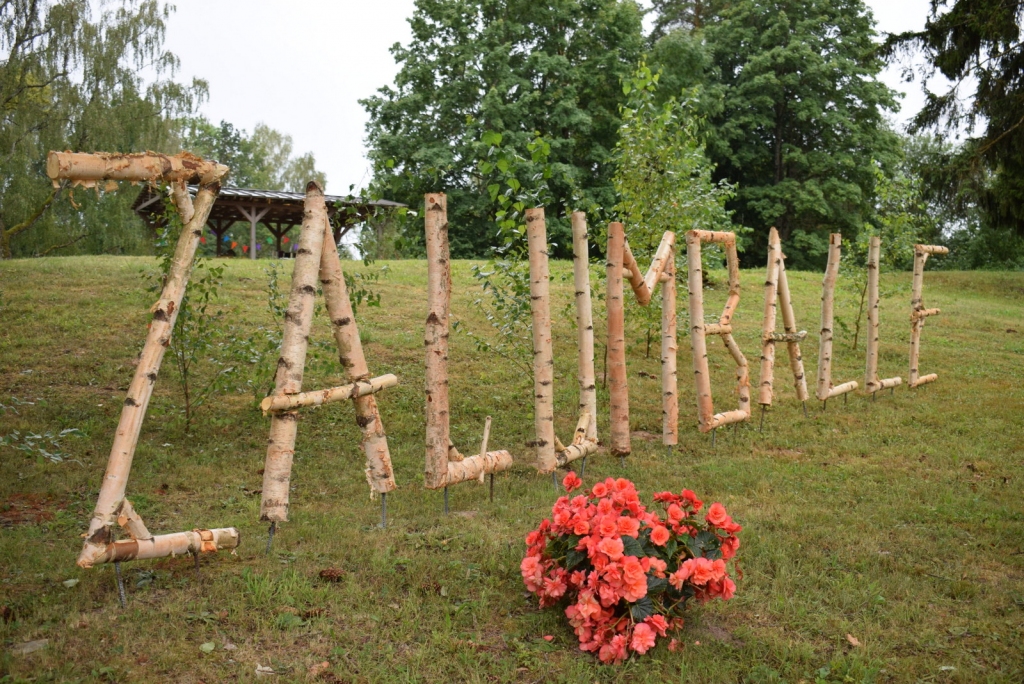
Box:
[0,0,206,258]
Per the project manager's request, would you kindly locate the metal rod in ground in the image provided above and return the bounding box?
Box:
[844,393,848,406]
[872,391,876,401]
[733,421,739,436]
[193,551,200,580]
[489,473,495,503]
[579,457,587,481]
[552,471,559,491]
[759,406,766,432]
[891,387,895,396]
[443,487,449,515]
[822,399,827,412]
[265,521,276,556]
[711,429,717,448]
[665,445,672,459]
[114,561,127,609]
[619,456,625,468]
[379,493,387,529]
[802,401,808,418]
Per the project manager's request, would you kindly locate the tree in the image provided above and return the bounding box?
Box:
[647,0,724,42]
[361,0,644,258]
[886,1,1024,238]
[0,0,206,258]
[653,0,901,268]
[179,118,327,191]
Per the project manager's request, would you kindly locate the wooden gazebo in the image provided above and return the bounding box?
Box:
[132,185,404,258]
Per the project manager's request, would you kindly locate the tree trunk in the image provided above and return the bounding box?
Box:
[758,227,782,406]
[320,218,398,495]
[661,250,678,446]
[260,182,327,523]
[571,212,598,442]
[816,234,858,400]
[606,222,630,456]
[527,208,558,472]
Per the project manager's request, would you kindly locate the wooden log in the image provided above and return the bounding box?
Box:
[321,218,397,496]
[909,244,947,388]
[691,230,735,245]
[114,499,151,541]
[88,528,240,566]
[758,228,782,406]
[661,246,678,446]
[260,183,327,523]
[423,193,452,489]
[686,231,714,431]
[606,222,631,456]
[704,323,733,335]
[571,213,598,442]
[558,412,598,466]
[768,331,807,342]
[720,240,742,326]
[77,179,222,569]
[476,416,492,483]
[645,232,676,295]
[260,375,398,414]
[170,181,194,224]
[47,151,228,187]
[527,208,558,472]
[445,450,514,486]
[621,241,649,305]
[816,234,858,400]
[864,236,902,393]
[776,252,809,402]
[722,332,751,420]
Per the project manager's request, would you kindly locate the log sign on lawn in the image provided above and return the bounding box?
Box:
[685,230,752,433]
[260,182,398,534]
[526,208,600,474]
[608,225,680,455]
[47,151,241,568]
[423,194,513,498]
[909,244,949,388]
[864,236,903,396]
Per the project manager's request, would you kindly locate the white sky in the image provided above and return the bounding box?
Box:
[162,0,934,193]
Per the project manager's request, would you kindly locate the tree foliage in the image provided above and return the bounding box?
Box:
[0,0,206,258]
[361,0,644,258]
[886,0,1024,242]
[651,0,901,269]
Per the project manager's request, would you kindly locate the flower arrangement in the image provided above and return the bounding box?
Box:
[521,474,741,663]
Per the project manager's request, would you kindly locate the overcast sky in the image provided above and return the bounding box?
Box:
[162,0,934,193]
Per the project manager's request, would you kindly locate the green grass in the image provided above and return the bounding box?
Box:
[0,255,1022,683]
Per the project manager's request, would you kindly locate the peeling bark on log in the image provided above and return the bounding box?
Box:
[260,375,398,414]
[47,151,228,188]
[758,228,782,406]
[816,234,858,400]
[87,528,240,566]
[78,178,223,569]
[321,218,397,496]
[864,236,902,394]
[606,222,630,456]
[260,183,327,522]
[571,213,598,442]
[661,247,678,446]
[114,499,151,541]
[170,181,194,224]
[909,244,948,388]
[424,192,453,489]
[527,208,558,472]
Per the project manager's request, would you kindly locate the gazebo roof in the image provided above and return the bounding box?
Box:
[132,185,405,231]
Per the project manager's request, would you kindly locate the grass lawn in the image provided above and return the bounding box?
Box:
[0,255,1022,683]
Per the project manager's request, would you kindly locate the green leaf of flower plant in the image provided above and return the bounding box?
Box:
[629,596,654,621]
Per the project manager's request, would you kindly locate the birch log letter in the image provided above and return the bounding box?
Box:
[816,234,858,402]
[606,222,631,456]
[864,236,903,395]
[909,244,949,388]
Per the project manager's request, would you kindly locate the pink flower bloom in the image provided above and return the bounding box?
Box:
[645,614,669,637]
[630,623,657,654]
[573,519,590,536]
[721,535,740,559]
[650,525,671,546]
[598,516,618,538]
[667,503,684,522]
[562,472,582,492]
[597,536,624,561]
[617,515,640,538]
[648,557,667,578]
[706,502,729,527]
[592,482,609,498]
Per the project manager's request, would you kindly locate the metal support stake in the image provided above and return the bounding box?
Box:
[844,393,848,406]
[579,457,587,481]
[552,471,559,491]
[759,405,766,432]
[665,445,673,459]
[733,421,739,436]
[711,429,717,448]
[872,391,876,401]
[114,561,127,609]
[619,456,625,468]
[265,521,276,556]
[379,493,387,529]
[443,487,449,515]
[822,399,827,412]
[802,401,808,418]
[891,387,895,396]
[489,473,495,503]
[193,551,201,580]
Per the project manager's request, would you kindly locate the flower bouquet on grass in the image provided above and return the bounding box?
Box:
[521,474,741,664]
